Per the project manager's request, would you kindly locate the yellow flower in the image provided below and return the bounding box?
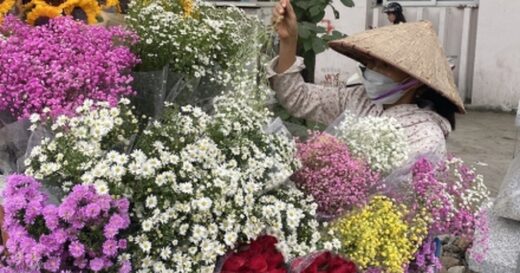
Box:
[96,0,118,9]
[26,4,62,25]
[32,0,67,7]
[62,0,100,24]
[0,0,15,16]
[331,196,427,273]
[178,0,192,17]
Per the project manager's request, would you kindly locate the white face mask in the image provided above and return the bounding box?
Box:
[359,65,419,105]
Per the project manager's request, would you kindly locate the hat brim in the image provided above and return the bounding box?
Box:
[328,38,466,114]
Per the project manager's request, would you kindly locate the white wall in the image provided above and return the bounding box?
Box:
[314,0,372,87]
[471,0,520,110]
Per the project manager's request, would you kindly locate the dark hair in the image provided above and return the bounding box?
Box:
[390,12,407,24]
[416,87,457,130]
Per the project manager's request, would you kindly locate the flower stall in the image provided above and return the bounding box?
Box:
[0,0,491,272]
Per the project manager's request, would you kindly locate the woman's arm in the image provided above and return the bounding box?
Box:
[268,58,357,125]
[270,0,356,125]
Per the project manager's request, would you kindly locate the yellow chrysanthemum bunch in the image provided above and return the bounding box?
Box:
[332,196,429,273]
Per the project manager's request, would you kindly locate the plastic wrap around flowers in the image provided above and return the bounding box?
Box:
[0,16,139,120]
[1,175,131,272]
[334,114,409,174]
[410,157,490,238]
[331,196,429,273]
[24,95,333,272]
[292,132,381,217]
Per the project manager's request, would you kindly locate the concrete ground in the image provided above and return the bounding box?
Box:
[447,110,517,197]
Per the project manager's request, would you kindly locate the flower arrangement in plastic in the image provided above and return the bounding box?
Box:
[292,132,381,217]
[1,175,131,272]
[0,16,138,120]
[24,87,335,272]
[126,0,266,79]
[410,156,490,238]
[331,196,429,273]
[335,114,409,174]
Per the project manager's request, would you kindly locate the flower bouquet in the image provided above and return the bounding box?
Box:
[292,132,381,218]
[218,235,287,273]
[290,251,358,273]
[13,0,122,26]
[1,175,131,272]
[0,15,138,176]
[20,83,333,272]
[333,114,409,175]
[126,0,269,117]
[403,156,490,272]
[330,196,429,273]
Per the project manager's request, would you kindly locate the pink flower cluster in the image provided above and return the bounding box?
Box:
[0,16,139,120]
[1,175,131,273]
[411,158,486,238]
[292,133,381,217]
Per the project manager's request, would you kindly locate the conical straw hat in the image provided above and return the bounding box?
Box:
[328,21,465,113]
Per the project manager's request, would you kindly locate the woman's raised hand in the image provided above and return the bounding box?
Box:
[272,0,298,44]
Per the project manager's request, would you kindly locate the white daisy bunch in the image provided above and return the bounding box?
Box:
[335,114,409,174]
[126,0,263,83]
[25,98,139,194]
[25,93,330,272]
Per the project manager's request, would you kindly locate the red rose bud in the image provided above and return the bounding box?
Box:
[267,269,288,273]
[329,264,356,273]
[248,255,269,272]
[222,255,247,271]
[267,252,285,269]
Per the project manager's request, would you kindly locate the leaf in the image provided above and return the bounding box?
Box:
[298,24,311,39]
[309,6,322,17]
[309,10,326,23]
[292,0,314,10]
[330,4,340,19]
[303,38,313,52]
[340,0,355,7]
[312,37,327,54]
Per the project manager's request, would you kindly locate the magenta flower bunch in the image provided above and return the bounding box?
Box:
[2,175,131,273]
[411,157,489,238]
[292,132,381,217]
[404,236,441,273]
[0,16,139,120]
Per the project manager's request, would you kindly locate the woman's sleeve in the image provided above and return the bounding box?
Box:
[266,56,355,125]
[408,121,448,161]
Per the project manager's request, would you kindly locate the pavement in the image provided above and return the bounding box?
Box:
[447,110,517,197]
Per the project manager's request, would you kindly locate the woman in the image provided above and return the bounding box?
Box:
[384,2,407,24]
[270,0,464,160]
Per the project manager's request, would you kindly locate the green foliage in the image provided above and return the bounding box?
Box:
[291,0,353,82]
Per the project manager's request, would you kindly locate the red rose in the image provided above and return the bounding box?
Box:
[266,251,284,269]
[250,235,278,253]
[297,252,358,273]
[248,255,269,272]
[223,255,247,271]
[267,269,288,273]
[329,264,356,273]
